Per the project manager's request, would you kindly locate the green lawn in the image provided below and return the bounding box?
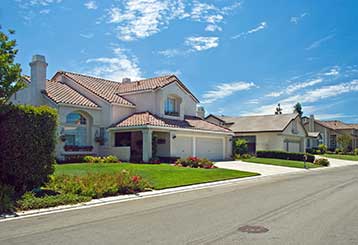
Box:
[55,163,259,190]
[242,157,320,169]
[323,154,358,161]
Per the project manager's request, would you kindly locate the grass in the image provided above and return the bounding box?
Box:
[242,157,320,169]
[55,163,259,190]
[323,154,358,161]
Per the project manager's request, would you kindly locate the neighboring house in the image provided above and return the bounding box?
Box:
[303,115,358,151]
[206,113,307,153]
[12,55,233,162]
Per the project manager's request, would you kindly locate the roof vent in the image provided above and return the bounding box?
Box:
[122,77,131,83]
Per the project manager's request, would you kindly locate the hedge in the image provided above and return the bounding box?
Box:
[256,150,315,163]
[0,104,58,198]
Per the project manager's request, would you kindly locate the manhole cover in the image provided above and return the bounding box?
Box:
[238,225,269,234]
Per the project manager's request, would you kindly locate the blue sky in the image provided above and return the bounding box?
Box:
[2,0,358,122]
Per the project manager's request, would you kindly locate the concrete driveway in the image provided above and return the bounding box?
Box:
[216,156,357,176]
[215,160,306,176]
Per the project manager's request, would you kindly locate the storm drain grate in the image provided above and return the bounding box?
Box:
[238,225,269,234]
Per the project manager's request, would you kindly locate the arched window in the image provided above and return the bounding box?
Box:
[64,112,88,146]
[66,112,87,125]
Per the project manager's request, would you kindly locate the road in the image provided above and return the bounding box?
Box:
[1,166,358,245]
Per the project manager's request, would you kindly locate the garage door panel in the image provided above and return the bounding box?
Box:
[196,138,223,160]
[172,136,193,158]
[287,142,300,153]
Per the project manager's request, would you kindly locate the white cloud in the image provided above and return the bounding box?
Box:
[285,78,323,94]
[290,13,308,24]
[190,1,240,32]
[157,49,183,58]
[306,34,335,50]
[86,48,142,82]
[266,78,323,97]
[324,68,339,76]
[104,0,240,41]
[201,81,256,104]
[266,91,284,97]
[154,69,181,76]
[185,36,219,51]
[25,0,62,6]
[205,24,222,32]
[106,0,187,41]
[39,9,50,14]
[84,1,97,10]
[248,79,358,116]
[80,33,94,39]
[232,22,267,39]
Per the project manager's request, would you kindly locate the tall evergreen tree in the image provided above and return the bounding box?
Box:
[0,26,25,105]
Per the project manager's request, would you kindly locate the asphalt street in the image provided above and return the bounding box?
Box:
[1,165,358,245]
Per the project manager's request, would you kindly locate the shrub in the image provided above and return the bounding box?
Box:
[314,158,330,167]
[256,150,315,163]
[103,155,119,163]
[174,157,216,169]
[335,148,343,154]
[337,134,352,153]
[354,148,358,156]
[233,138,248,155]
[318,144,327,154]
[83,155,119,164]
[83,156,96,163]
[0,184,14,214]
[16,192,91,211]
[0,104,58,198]
[46,171,151,198]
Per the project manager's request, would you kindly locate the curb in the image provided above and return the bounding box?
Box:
[0,162,355,222]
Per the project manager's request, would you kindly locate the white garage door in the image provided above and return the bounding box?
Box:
[287,142,300,153]
[172,136,193,158]
[196,138,223,160]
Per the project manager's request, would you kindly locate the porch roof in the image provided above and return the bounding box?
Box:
[112,111,232,133]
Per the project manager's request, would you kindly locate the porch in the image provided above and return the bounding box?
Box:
[105,128,231,163]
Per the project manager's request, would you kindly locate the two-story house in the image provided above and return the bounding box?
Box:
[12,55,233,162]
[303,115,358,151]
[206,113,308,153]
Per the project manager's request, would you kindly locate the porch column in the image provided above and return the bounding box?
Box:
[142,129,152,162]
[169,131,175,157]
[192,136,196,157]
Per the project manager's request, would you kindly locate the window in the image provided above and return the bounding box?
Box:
[164,97,179,116]
[66,112,86,125]
[64,112,88,146]
[292,121,298,134]
[115,132,131,147]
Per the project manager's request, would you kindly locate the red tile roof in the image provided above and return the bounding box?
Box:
[62,72,135,106]
[60,71,199,106]
[316,120,355,130]
[44,80,99,108]
[113,112,231,133]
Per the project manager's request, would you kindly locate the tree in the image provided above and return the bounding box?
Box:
[234,138,248,155]
[275,103,283,115]
[0,26,25,105]
[337,134,352,153]
[293,102,303,117]
[293,103,303,115]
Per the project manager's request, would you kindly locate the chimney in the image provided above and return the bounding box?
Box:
[196,106,205,119]
[309,114,315,132]
[122,77,131,83]
[30,55,47,105]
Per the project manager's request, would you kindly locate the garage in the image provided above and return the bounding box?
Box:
[196,137,223,160]
[287,141,301,153]
[172,136,193,159]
